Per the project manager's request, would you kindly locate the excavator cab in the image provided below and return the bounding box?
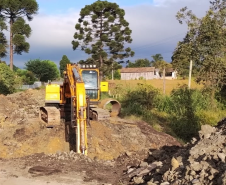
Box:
[80,66,99,102]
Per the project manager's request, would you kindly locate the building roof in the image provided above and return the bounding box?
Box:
[166,68,174,73]
[121,67,155,73]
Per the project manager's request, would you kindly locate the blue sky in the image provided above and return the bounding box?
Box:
[2,0,210,68]
[38,0,154,14]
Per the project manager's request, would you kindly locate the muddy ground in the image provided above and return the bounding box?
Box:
[0,89,181,185]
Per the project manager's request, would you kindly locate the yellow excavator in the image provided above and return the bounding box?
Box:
[39,63,121,155]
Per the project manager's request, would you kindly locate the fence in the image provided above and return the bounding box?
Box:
[19,81,42,90]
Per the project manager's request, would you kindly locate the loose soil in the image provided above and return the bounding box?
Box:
[0,89,225,185]
[0,89,180,185]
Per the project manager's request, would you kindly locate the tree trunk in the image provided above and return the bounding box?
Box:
[10,18,13,71]
[99,55,103,81]
[99,12,103,81]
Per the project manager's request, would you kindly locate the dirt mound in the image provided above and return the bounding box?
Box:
[0,89,183,184]
[121,120,226,185]
[0,89,180,161]
[1,89,225,184]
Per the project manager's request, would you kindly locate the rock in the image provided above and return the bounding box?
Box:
[133,176,144,184]
[138,168,150,176]
[127,167,135,174]
[140,161,148,167]
[198,125,216,139]
[171,157,179,171]
[191,179,199,184]
[160,182,170,185]
[218,153,226,162]
[125,151,133,157]
[147,181,157,185]
[152,161,163,167]
[192,162,201,171]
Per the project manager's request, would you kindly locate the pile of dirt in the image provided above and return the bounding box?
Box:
[0,89,225,185]
[0,89,180,161]
[121,120,226,185]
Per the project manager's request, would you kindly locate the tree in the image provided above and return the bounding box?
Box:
[127,59,150,68]
[150,54,163,66]
[0,63,20,94]
[16,69,37,85]
[173,0,226,98]
[106,61,122,80]
[0,17,7,58]
[153,60,172,94]
[72,1,134,79]
[25,59,60,82]
[59,55,71,78]
[0,0,38,70]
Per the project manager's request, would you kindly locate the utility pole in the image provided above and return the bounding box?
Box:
[188,60,193,89]
[163,66,166,94]
[112,63,114,80]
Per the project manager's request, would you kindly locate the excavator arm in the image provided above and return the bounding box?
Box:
[40,64,88,155]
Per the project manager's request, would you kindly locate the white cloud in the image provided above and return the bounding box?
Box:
[29,11,79,48]
[3,0,211,67]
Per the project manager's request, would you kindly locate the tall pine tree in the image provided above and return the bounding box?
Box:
[59,55,71,78]
[0,0,38,70]
[72,1,134,79]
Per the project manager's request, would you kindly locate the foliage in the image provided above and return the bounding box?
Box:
[105,61,122,79]
[0,0,38,70]
[120,83,160,117]
[118,80,224,142]
[107,68,121,80]
[157,85,216,141]
[16,69,37,85]
[172,1,226,93]
[72,1,134,78]
[59,55,71,78]
[127,58,150,68]
[150,54,163,67]
[0,63,21,94]
[114,69,121,80]
[0,17,7,58]
[25,59,60,82]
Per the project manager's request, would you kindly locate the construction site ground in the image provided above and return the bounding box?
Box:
[0,89,225,185]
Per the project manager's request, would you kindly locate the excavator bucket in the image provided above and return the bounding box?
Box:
[39,107,61,127]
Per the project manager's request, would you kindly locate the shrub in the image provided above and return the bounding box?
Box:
[120,83,160,117]
[157,85,216,141]
[0,63,21,95]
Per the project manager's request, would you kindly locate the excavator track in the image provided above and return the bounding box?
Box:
[90,99,121,121]
[91,107,110,120]
[39,107,61,127]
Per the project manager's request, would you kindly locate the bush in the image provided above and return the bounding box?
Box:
[0,63,21,95]
[120,83,160,117]
[157,85,217,141]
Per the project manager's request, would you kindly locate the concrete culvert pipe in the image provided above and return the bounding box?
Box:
[99,98,121,117]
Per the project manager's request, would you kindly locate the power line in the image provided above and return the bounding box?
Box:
[131,33,184,50]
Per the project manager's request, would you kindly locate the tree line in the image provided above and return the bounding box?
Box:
[0,55,70,95]
[0,0,226,98]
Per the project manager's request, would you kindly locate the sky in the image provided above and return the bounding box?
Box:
[2,0,211,68]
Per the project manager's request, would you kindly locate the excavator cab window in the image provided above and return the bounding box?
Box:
[82,70,98,100]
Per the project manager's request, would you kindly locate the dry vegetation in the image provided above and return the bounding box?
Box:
[108,79,202,95]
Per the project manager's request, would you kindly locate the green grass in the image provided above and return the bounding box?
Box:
[113,81,225,143]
